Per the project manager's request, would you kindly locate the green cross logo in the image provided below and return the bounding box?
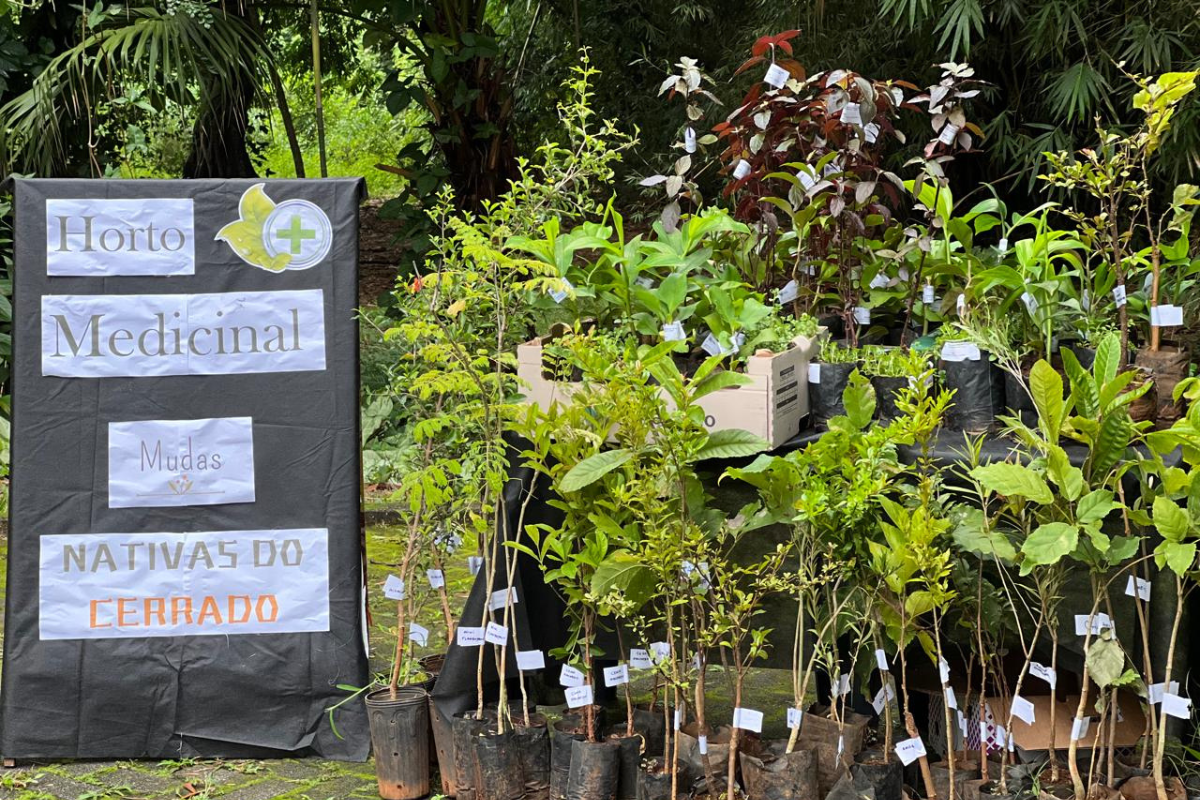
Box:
[275,214,317,254]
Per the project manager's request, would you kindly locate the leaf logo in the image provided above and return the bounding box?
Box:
[216,184,332,272]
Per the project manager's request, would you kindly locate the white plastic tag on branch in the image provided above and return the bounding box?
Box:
[872,683,895,714]
[560,665,585,688]
[457,626,485,647]
[1163,694,1192,720]
[630,649,653,670]
[837,735,845,760]
[836,673,852,697]
[489,587,518,611]
[409,622,430,647]
[1126,575,1151,602]
[894,736,927,766]
[787,708,804,730]
[1071,716,1091,741]
[650,642,671,663]
[674,708,683,731]
[733,160,752,181]
[549,278,574,304]
[939,658,951,685]
[1149,682,1180,704]
[869,273,889,290]
[923,284,936,304]
[1074,613,1113,636]
[764,63,790,88]
[864,122,880,143]
[876,649,890,672]
[777,279,799,305]
[468,556,484,576]
[1150,305,1184,327]
[841,103,863,126]
[701,332,724,356]
[383,575,406,601]
[938,123,960,145]
[637,276,655,289]
[485,622,508,646]
[1021,292,1039,317]
[808,363,821,384]
[516,650,546,671]
[997,238,1008,255]
[604,665,630,688]
[958,710,968,734]
[941,341,981,362]
[1011,695,1036,725]
[685,127,697,154]
[1030,662,1057,689]
[565,685,594,709]
[1113,285,1127,307]
[733,707,764,733]
[853,306,871,325]
[698,734,708,755]
[957,294,967,316]
[1081,289,1091,312]
[945,686,958,710]
[427,569,445,589]
[662,321,687,342]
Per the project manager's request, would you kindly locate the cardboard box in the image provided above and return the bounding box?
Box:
[516,331,824,449]
[988,692,1145,752]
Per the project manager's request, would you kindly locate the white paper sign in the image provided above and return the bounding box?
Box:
[38,528,329,640]
[42,290,326,378]
[894,736,927,766]
[684,127,697,154]
[876,649,890,671]
[489,587,517,611]
[941,341,981,362]
[957,294,967,315]
[650,642,670,663]
[1163,694,1192,720]
[1149,681,1180,704]
[408,622,429,647]
[1021,292,1039,317]
[1075,613,1112,636]
[516,650,546,671]
[1113,285,1127,307]
[47,198,196,276]
[808,363,821,384]
[604,665,630,687]
[938,123,960,145]
[1150,305,1184,327]
[733,707,764,732]
[468,556,483,576]
[841,103,863,126]
[787,708,803,729]
[836,673,851,697]
[1126,575,1151,602]
[945,686,958,710]
[565,685,594,709]
[427,569,446,589]
[457,626,485,647]
[764,63,790,88]
[1071,717,1091,741]
[733,160,752,180]
[869,273,889,289]
[108,417,255,508]
[630,649,653,669]
[674,708,683,730]
[1011,695,1035,725]
[872,683,896,714]
[485,622,508,646]
[662,321,687,342]
[1030,662,1057,689]
[549,278,574,304]
[777,279,799,304]
[853,306,871,325]
[560,665,585,688]
[698,734,708,755]
[939,658,951,684]
[383,575,406,601]
[921,284,935,304]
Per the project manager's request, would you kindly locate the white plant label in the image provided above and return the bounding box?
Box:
[864,122,880,143]
[938,123,960,145]
[836,673,852,697]
[733,707,764,733]
[1030,662,1057,689]
[764,63,790,88]
[958,710,968,734]
[565,685,594,709]
[559,665,585,688]
[853,306,871,325]
[1150,305,1184,327]
[47,198,196,276]
[923,284,935,304]
[516,650,546,671]
[426,569,445,589]
[1011,695,1036,725]
[957,294,967,315]
[549,278,574,304]
[108,417,255,509]
[408,622,429,647]
[630,649,653,670]
[674,708,683,731]
[1071,716,1091,741]
[698,735,708,755]
[650,642,670,663]
[684,127,697,154]
[869,273,889,290]
[468,556,483,576]
[876,649,890,672]
[1113,285,1127,307]
[701,332,724,356]
[1074,613,1112,636]
[637,276,655,289]
[733,160,752,181]
[662,321,687,342]
[39,528,329,640]
[457,626,485,647]
[485,622,508,646]
[997,238,1009,255]
[383,575,406,601]
[808,363,821,384]
[604,664,630,687]
[42,290,327,378]
[1081,289,1091,312]
[894,736,927,766]
[841,103,863,126]
[872,683,896,714]
[1163,694,1192,720]
[1126,575,1151,602]
[787,708,803,730]
[945,686,958,710]
[837,735,845,760]
[939,658,951,684]
[777,279,799,305]
[941,341,981,362]
[1021,292,1039,317]
[1149,681,1180,704]
[489,587,517,611]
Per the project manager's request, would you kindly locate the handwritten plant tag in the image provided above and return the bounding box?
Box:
[853,306,871,325]
[808,363,821,384]
[944,686,958,710]
[701,332,724,356]
[662,321,687,342]
[733,707,764,733]
[485,622,508,646]
[516,650,546,671]
[764,63,790,88]
[864,122,880,143]
[876,649,890,672]
[787,708,804,730]
[733,160,752,181]
[957,294,967,315]
[409,622,430,647]
[1126,575,1151,602]
[560,665,585,688]
[1149,681,1180,704]
[836,673,852,697]
[1081,289,1091,312]
[1074,613,1112,636]
[1162,693,1192,720]
[604,665,630,687]
[841,103,863,126]
[1150,305,1184,327]
[938,123,960,145]
[489,587,518,611]
[1071,716,1091,741]
[777,279,799,305]
[685,127,697,154]
[383,575,406,601]
[457,626,485,647]
[1113,285,1127,307]
[427,569,445,589]
[565,685,594,709]
[549,278,574,304]
[637,276,655,289]
[1030,662,1057,689]
[1021,292,1039,317]
[698,734,708,755]
[630,649,653,670]
[468,556,484,576]
[1011,695,1036,725]
[923,284,936,304]
[872,683,895,714]
[650,642,671,663]
[674,708,683,731]
[941,341,981,362]
[958,710,968,734]
[869,273,890,289]
[894,736,927,766]
[939,658,951,685]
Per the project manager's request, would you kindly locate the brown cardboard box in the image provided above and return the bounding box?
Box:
[988,692,1145,751]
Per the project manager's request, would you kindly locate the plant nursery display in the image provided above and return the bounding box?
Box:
[356,35,1200,800]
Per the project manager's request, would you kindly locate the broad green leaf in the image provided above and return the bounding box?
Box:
[1152,496,1190,542]
[1030,360,1064,439]
[592,551,656,609]
[1092,413,1133,477]
[560,449,634,492]
[952,508,1017,561]
[1093,333,1120,386]
[1086,634,1125,688]
[695,428,770,460]
[1077,489,1116,525]
[1046,446,1084,501]
[693,369,753,401]
[1156,540,1197,575]
[843,370,876,430]
[970,462,1053,504]
[1061,347,1098,417]
[1021,522,1079,566]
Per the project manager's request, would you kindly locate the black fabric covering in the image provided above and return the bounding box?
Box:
[1,179,370,759]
